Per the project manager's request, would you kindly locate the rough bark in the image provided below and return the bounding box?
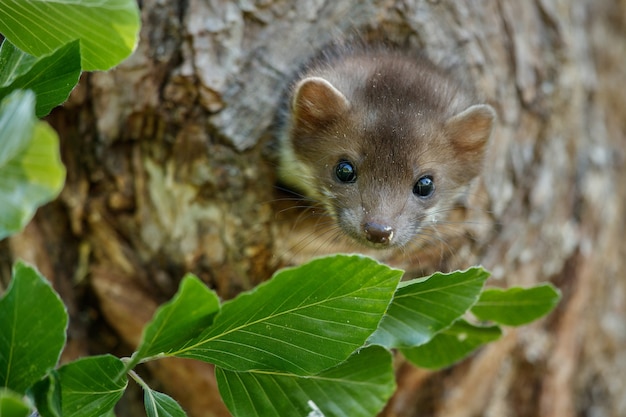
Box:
[3,0,625,416]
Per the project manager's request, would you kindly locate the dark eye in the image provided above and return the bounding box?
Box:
[413,175,435,198]
[335,160,357,183]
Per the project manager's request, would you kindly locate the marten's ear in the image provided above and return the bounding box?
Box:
[444,104,496,182]
[444,104,496,154]
[292,77,350,129]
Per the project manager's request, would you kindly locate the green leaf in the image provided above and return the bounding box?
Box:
[58,355,127,417]
[369,267,490,348]
[0,40,37,86]
[144,388,187,417]
[0,90,66,240]
[0,389,31,417]
[0,0,140,71]
[27,371,62,417]
[175,255,403,375]
[0,39,82,117]
[0,262,68,393]
[217,346,395,417]
[130,274,220,367]
[0,90,34,168]
[471,284,561,326]
[401,319,502,370]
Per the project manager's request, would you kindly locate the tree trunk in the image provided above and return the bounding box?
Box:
[4,0,625,416]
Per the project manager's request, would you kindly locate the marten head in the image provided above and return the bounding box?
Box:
[282,51,496,249]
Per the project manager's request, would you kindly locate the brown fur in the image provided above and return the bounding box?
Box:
[278,43,495,249]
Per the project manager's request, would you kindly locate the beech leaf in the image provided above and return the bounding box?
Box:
[27,370,62,417]
[217,346,395,417]
[369,267,489,348]
[0,39,81,117]
[144,388,187,417]
[471,284,561,326]
[0,389,31,417]
[0,91,66,240]
[0,262,67,394]
[57,355,127,417]
[131,274,220,366]
[174,255,402,375]
[401,319,502,370]
[0,0,139,71]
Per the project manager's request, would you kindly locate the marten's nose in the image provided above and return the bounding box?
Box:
[364,222,394,245]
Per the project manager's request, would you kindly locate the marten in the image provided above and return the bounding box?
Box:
[277,41,495,250]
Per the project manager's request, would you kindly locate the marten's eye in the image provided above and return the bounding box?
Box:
[413,175,435,198]
[335,160,357,183]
